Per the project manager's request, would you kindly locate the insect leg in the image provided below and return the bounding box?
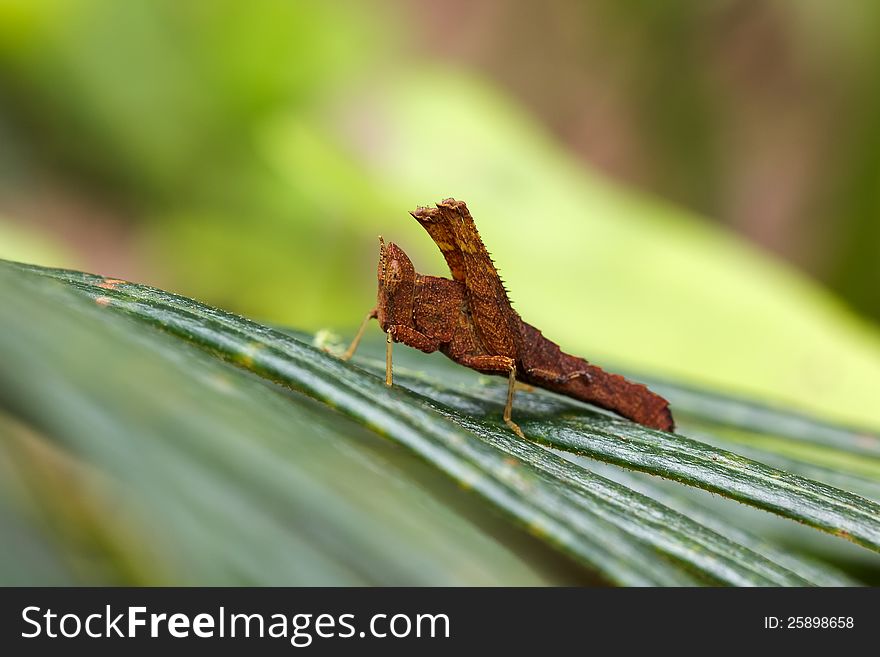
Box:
[503,365,525,439]
[386,325,440,353]
[456,354,524,439]
[385,330,393,386]
[384,324,441,387]
[341,308,378,361]
[524,366,592,385]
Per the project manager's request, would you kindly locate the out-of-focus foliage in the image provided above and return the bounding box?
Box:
[0,0,394,322]
[0,220,75,269]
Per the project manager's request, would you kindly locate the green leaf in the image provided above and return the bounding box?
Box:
[527,417,880,550]
[645,377,880,459]
[6,260,877,586]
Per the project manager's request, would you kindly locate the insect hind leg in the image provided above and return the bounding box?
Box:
[456,355,525,439]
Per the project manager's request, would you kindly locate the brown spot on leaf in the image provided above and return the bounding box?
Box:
[98,278,126,290]
[95,296,111,307]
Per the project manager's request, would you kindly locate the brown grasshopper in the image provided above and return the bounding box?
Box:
[342,198,674,436]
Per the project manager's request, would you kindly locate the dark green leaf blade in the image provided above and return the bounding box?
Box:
[643,377,880,458]
[12,261,876,584]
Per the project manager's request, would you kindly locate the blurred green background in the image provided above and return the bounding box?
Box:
[1,0,879,429]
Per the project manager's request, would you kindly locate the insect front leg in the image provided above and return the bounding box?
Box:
[384,324,440,386]
[341,308,378,361]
